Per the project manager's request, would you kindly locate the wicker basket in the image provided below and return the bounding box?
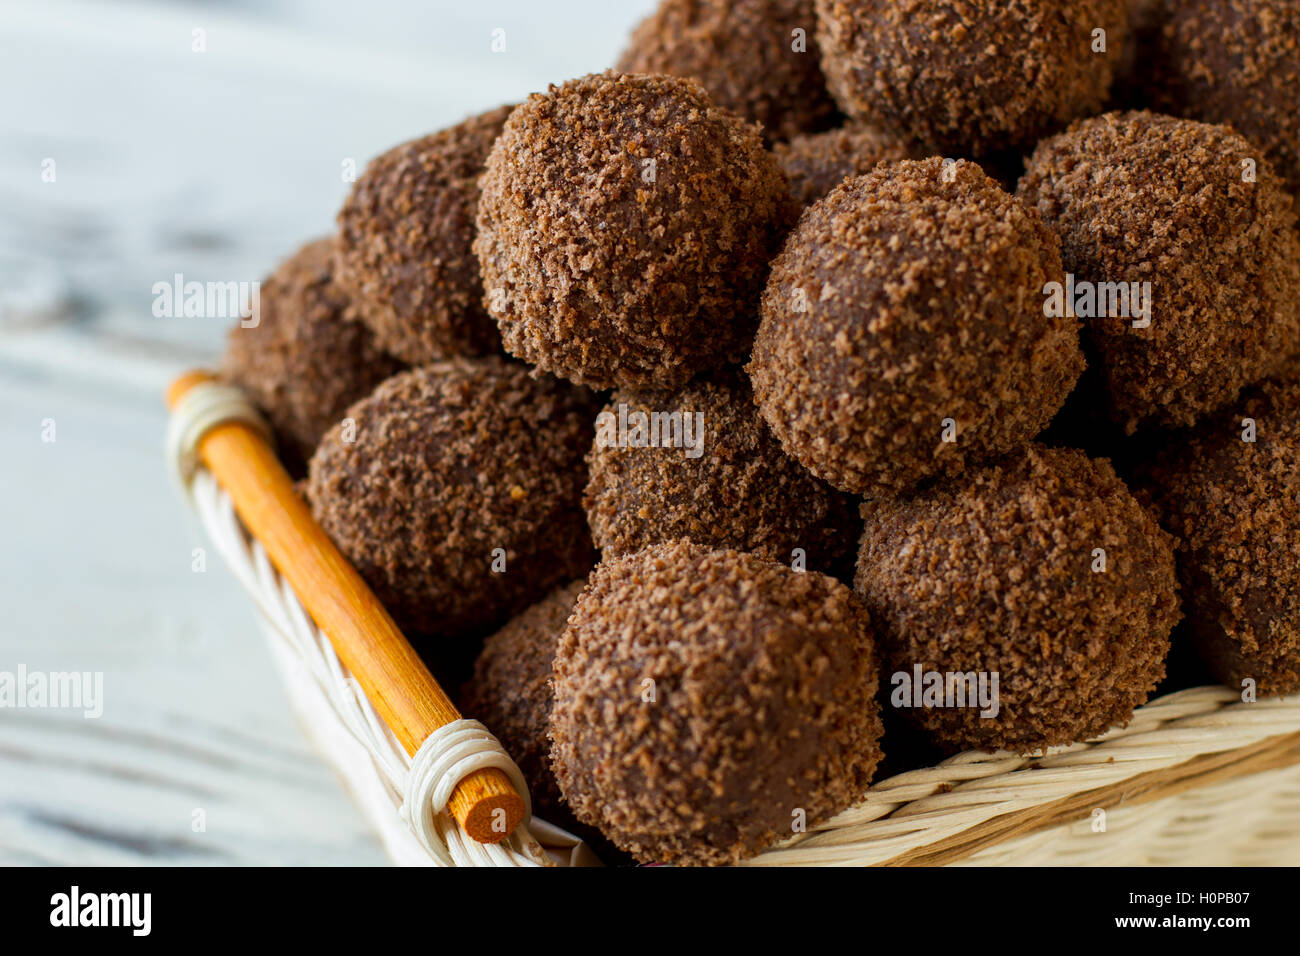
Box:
[168,378,1300,867]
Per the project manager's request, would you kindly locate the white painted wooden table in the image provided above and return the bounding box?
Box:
[0,0,651,865]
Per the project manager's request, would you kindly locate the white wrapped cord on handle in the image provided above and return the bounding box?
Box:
[165,380,275,489]
[402,719,534,852]
[167,379,582,867]
[168,378,1300,867]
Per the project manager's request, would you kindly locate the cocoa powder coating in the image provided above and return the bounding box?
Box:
[584,373,860,575]
[201,0,1300,864]
[617,0,839,142]
[459,580,587,817]
[1142,0,1300,206]
[1138,369,1300,696]
[306,358,596,639]
[474,71,794,390]
[220,237,405,474]
[774,124,911,207]
[335,106,513,364]
[1018,111,1300,432]
[749,157,1083,497]
[551,539,884,865]
[814,0,1129,157]
[855,444,1181,754]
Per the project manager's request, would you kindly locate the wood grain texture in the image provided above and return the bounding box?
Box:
[0,372,390,865]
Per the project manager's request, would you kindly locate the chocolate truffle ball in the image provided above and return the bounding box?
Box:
[584,374,860,575]
[220,237,404,474]
[749,157,1083,497]
[814,0,1129,157]
[617,0,838,142]
[1142,0,1300,205]
[1138,368,1300,696]
[474,71,794,390]
[774,124,911,207]
[459,580,586,818]
[856,444,1181,754]
[1018,112,1300,432]
[306,358,596,639]
[335,105,512,364]
[552,539,883,866]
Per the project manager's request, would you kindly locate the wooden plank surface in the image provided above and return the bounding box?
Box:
[0,0,649,865]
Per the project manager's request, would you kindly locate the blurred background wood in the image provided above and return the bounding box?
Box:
[0,0,649,865]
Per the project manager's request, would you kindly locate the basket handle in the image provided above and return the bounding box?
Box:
[167,370,526,845]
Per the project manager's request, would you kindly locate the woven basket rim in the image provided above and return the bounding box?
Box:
[172,393,1300,866]
[748,688,1300,866]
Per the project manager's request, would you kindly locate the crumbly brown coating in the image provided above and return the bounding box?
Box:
[551,539,884,866]
[616,0,839,142]
[220,238,404,474]
[1142,0,1300,205]
[774,124,911,207]
[474,71,794,390]
[1137,369,1300,696]
[335,106,513,364]
[1017,111,1300,432]
[458,581,586,818]
[855,444,1181,754]
[305,358,596,639]
[814,0,1129,157]
[749,157,1083,497]
[584,374,860,575]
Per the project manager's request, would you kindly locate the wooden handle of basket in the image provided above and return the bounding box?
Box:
[167,370,525,845]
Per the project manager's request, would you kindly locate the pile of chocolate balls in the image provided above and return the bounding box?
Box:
[221,0,1300,866]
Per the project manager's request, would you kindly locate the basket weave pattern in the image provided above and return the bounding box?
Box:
[187,465,1300,866]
